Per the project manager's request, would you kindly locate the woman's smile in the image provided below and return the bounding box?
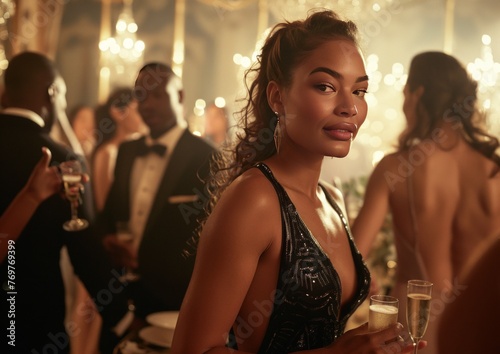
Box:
[323,122,357,141]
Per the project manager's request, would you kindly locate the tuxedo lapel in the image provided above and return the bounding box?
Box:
[143,131,194,236]
[114,137,148,221]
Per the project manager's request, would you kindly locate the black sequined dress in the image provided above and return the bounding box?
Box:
[255,163,371,353]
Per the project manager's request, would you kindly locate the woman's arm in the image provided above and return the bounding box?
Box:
[351,157,392,258]
[171,172,280,353]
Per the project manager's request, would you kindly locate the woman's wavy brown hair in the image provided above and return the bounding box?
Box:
[398,51,500,165]
[198,9,360,234]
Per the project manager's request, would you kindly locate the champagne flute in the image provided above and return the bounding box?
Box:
[60,160,89,231]
[368,295,399,331]
[406,280,433,354]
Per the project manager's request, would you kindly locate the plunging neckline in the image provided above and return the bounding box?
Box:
[291,185,359,317]
[257,162,361,319]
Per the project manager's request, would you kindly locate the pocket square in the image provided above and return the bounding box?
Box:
[168,195,199,203]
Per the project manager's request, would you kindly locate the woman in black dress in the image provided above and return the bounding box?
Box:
[172,9,419,354]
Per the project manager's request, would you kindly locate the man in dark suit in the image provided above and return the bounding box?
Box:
[0,52,131,354]
[99,63,216,319]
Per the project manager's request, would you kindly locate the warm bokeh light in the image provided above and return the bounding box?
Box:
[233,53,243,65]
[195,99,206,110]
[214,97,226,108]
[482,34,492,46]
[372,150,385,166]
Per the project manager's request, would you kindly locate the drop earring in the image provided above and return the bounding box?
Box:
[273,112,281,154]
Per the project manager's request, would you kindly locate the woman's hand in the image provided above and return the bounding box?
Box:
[102,234,138,269]
[329,323,426,354]
[24,147,62,203]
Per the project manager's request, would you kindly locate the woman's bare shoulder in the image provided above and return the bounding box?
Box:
[93,144,112,168]
[93,142,117,160]
[383,143,456,181]
[209,166,281,227]
[203,166,282,251]
[363,152,405,186]
[372,152,403,172]
[226,167,278,202]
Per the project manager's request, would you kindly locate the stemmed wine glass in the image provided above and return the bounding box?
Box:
[60,160,89,231]
[406,280,433,354]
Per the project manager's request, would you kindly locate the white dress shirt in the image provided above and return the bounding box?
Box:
[129,125,185,251]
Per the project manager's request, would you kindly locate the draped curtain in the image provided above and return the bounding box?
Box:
[9,0,64,59]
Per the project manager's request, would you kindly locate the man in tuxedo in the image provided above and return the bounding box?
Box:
[98,63,216,319]
[0,52,131,354]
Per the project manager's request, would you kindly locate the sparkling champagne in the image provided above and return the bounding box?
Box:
[63,174,82,201]
[406,293,431,340]
[368,304,398,331]
[60,160,88,231]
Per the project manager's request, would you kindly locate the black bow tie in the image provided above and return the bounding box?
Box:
[137,141,167,157]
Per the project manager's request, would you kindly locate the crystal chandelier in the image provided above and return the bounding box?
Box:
[197,0,256,11]
[467,34,500,135]
[467,35,500,95]
[99,0,145,86]
[268,0,399,22]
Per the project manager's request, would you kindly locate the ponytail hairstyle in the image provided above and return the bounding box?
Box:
[201,9,361,230]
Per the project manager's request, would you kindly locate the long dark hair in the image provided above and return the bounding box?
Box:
[202,9,360,228]
[398,51,500,165]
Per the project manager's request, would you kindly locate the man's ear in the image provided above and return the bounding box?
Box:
[166,75,184,104]
[47,84,56,104]
[266,81,283,114]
